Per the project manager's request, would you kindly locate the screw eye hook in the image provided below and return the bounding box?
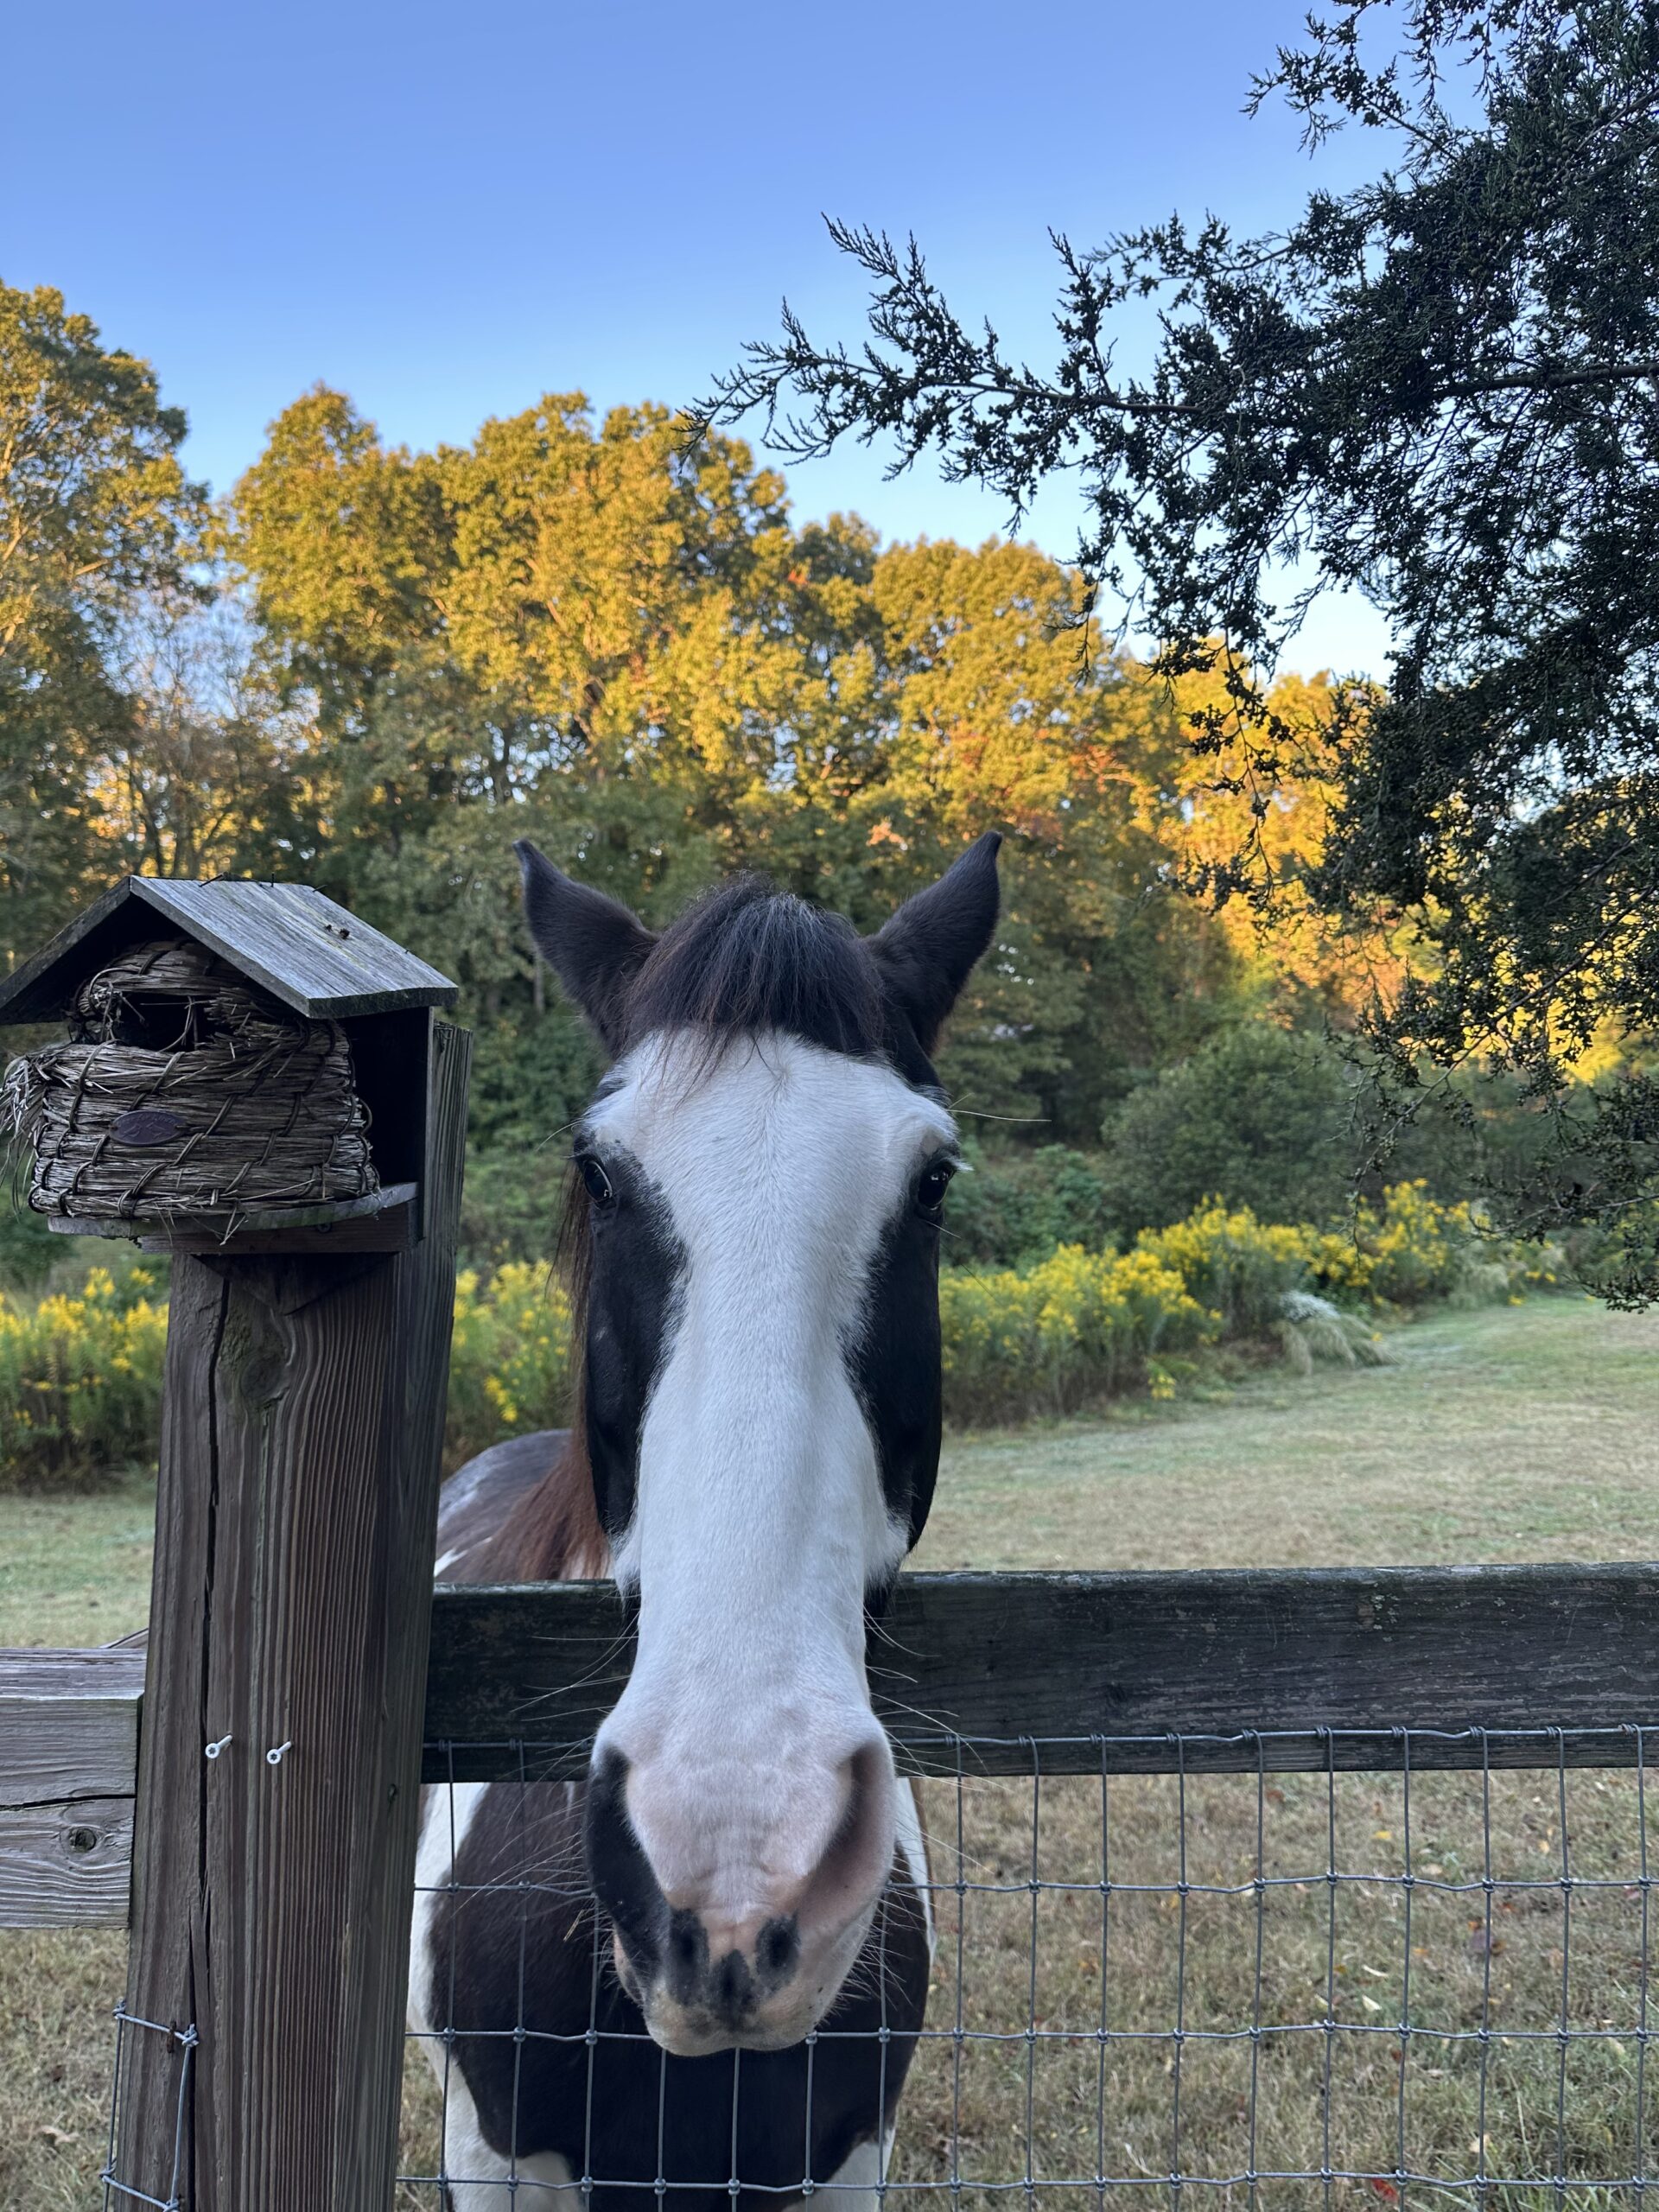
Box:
[204,1734,232,1761]
[265,1740,293,1767]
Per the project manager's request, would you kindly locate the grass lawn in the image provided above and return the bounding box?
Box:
[8,1296,1659,2207]
[918,1295,1659,1573]
[0,1469,155,1648]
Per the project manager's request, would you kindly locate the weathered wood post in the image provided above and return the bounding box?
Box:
[0,879,470,2212]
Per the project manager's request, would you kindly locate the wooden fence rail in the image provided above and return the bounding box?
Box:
[0,1643,144,1927]
[9,1561,1659,1928]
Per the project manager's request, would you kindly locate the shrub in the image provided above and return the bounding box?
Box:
[940,1244,1212,1422]
[0,1198,58,1292]
[0,1188,1565,1483]
[1135,1204,1315,1337]
[1129,1183,1558,1324]
[0,1265,168,1491]
[946,1146,1116,1268]
[1101,1026,1355,1233]
[445,1262,573,1467]
[458,1146,569,1273]
[1305,1181,1560,1309]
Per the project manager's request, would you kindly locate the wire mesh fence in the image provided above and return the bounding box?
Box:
[101,2006,194,2211]
[397,1727,1659,2210]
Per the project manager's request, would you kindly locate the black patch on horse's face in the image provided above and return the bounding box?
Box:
[582,1152,685,1541]
[586,1747,669,1974]
[845,1173,946,1586]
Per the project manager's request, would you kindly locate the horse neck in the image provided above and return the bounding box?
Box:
[474,1430,611,1586]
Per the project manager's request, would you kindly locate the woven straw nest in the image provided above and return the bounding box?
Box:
[2,938,379,1222]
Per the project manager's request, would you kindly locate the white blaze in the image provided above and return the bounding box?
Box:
[584,1032,954,1924]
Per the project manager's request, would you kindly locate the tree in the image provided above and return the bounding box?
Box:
[0,281,202,959]
[99,589,316,882]
[232,390,1304,1144]
[705,0,1659,1281]
[1100,1025,1355,1233]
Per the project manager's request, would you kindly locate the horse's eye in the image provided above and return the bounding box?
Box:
[578,1154,614,1206]
[917,1159,956,1217]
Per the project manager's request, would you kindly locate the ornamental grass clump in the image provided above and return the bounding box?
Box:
[0,1264,168,1491]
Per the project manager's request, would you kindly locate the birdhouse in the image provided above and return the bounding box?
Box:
[0,878,458,1254]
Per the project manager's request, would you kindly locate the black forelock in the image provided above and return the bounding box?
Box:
[620,876,903,1065]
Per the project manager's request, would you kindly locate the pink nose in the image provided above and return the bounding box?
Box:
[584,1740,897,2044]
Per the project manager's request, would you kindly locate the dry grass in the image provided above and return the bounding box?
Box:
[10,1297,1659,2207]
[883,1760,1659,2208]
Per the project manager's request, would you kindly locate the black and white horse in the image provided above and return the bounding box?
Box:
[408,833,1001,2207]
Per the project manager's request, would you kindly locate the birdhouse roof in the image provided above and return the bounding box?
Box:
[0,879,460,1024]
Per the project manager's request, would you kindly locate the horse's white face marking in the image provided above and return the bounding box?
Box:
[582,1031,955,2051]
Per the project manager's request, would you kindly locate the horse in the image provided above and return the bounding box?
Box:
[408,831,1002,2209]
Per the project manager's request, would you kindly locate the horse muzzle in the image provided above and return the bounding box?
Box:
[585,1734,898,2056]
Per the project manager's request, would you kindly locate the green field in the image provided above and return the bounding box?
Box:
[7,1297,1659,2207]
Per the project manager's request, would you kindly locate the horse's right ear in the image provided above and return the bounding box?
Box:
[516,841,657,1053]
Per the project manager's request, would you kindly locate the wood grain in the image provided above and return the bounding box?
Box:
[0,1796,133,1926]
[112,1020,470,2212]
[421,1563,1659,1777]
[0,876,457,1024]
[0,1647,143,1811]
[0,1649,143,1927]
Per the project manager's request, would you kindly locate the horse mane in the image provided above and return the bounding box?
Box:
[621,875,888,1061]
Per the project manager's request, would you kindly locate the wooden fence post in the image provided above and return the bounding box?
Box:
[111,1018,469,2209]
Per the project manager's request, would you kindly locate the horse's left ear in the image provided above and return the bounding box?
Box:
[871,831,1002,1055]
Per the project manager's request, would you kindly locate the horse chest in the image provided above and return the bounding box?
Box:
[411,1780,931,2212]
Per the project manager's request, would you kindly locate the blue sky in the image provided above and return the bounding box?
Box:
[6,0,1392,676]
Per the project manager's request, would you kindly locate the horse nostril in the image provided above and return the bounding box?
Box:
[756,1916,800,1986]
[664,1908,709,2001]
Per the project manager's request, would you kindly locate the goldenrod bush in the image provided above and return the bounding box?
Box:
[1300,1180,1561,1308]
[0,1188,1565,1484]
[0,1265,167,1491]
[445,1262,573,1467]
[940,1245,1212,1422]
[938,1183,1560,1425]
[1136,1204,1313,1337]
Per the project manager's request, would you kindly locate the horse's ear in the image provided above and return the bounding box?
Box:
[516,841,657,1053]
[871,831,1002,1056]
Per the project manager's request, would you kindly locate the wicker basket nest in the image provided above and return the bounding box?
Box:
[2,938,378,1222]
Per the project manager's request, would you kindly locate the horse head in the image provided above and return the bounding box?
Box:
[518,834,999,2056]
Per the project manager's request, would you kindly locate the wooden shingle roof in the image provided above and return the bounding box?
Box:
[0,879,458,1024]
